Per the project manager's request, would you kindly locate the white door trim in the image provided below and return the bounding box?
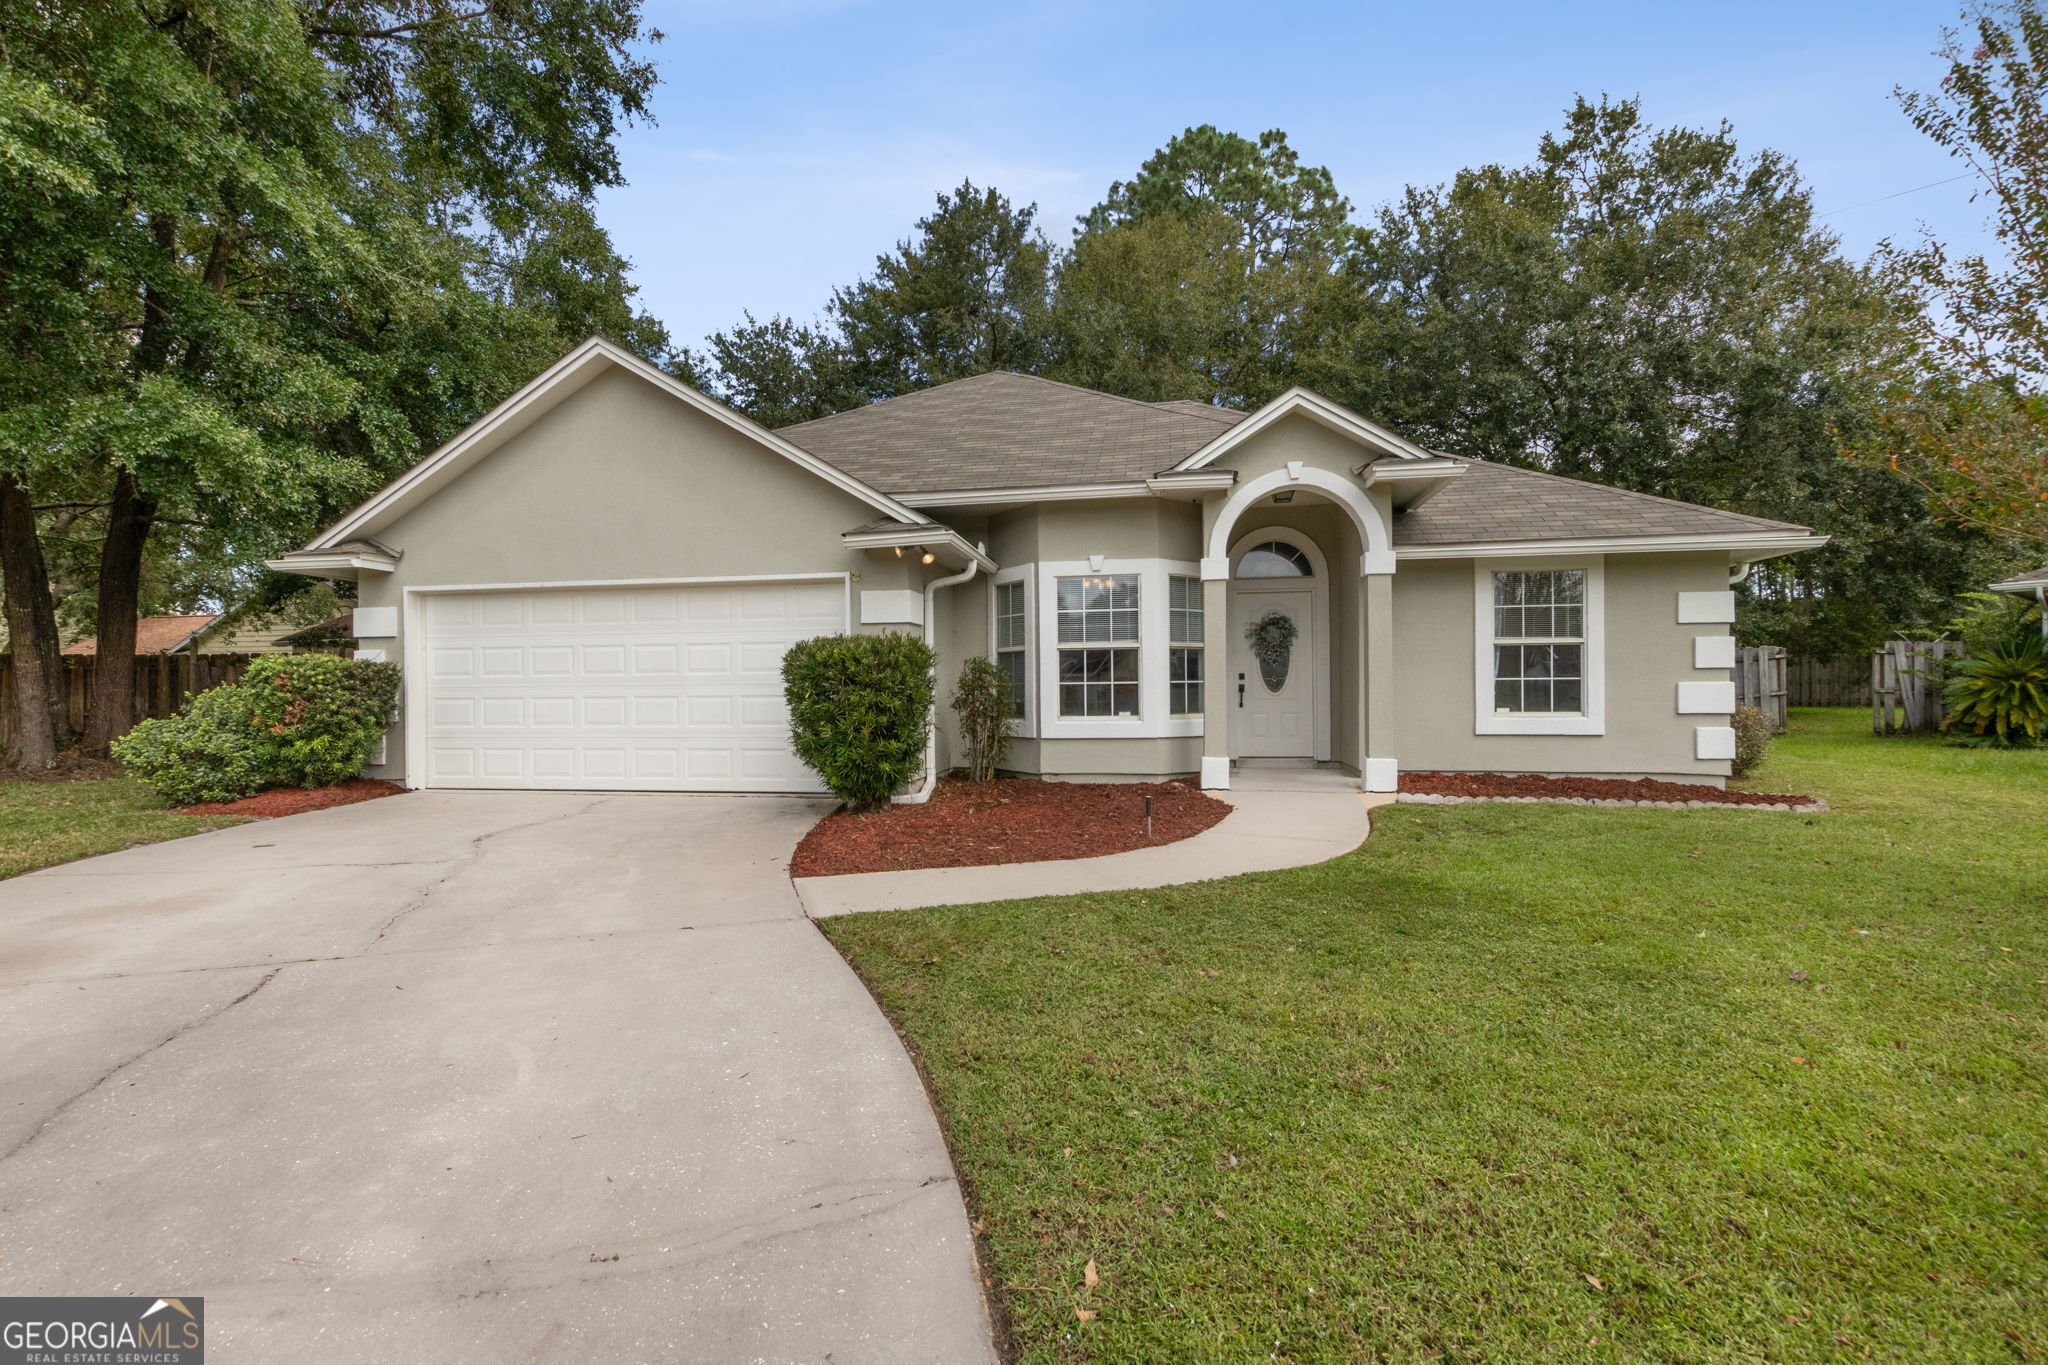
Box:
[1225,531,1333,762]
[400,573,852,790]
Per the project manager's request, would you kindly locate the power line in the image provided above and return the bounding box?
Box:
[1817,172,1976,219]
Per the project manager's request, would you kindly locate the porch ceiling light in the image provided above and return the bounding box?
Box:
[1272,490,1295,503]
[920,548,936,564]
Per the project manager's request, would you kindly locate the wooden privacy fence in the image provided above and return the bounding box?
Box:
[1871,639,1961,734]
[1785,655,1872,708]
[1735,646,1788,733]
[0,655,254,749]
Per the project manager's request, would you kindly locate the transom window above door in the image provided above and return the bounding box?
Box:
[1236,541,1313,578]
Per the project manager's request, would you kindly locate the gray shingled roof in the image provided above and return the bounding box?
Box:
[1993,564,2048,588]
[1151,399,1247,424]
[779,372,1234,491]
[781,370,1813,545]
[1396,456,1809,545]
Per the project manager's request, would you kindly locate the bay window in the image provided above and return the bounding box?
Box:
[1168,574,1204,715]
[994,579,1028,720]
[1056,574,1140,718]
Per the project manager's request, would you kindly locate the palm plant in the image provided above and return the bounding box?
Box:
[1942,635,2048,746]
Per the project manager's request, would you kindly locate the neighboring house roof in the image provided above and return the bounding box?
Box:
[276,612,358,646]
[1395,455,1810,547]
[62,614,218,656]
[779,372,1246,492]
[1990,564,2048,593]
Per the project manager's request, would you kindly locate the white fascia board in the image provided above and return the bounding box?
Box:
[1170,387,1437,471]
[309,337,929,550]
[1362,458,1464,510]
[1398,532,1828,562]
[1988,577,2048,594]
[841,527,997,573]
[263,548,399,580]
[897,481,1153,508]
[1145,471,1238,494]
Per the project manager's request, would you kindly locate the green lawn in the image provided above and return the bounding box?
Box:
[822,710,2048,1363]
[0,778,246,879]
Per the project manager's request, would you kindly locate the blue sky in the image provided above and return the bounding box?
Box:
[597,0,1992,350]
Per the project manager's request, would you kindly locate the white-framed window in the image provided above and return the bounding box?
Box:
[1169,574,1204,715]
[1473,558,1604,735]
[994,579,1028,721]
[1033,559,1203,739]
[1056,574,1141,718]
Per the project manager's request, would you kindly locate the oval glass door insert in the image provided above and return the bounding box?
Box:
[1248,610,1295,693]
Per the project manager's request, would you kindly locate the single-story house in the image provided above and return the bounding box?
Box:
[62,614,221,656]
[269,337,1826,796]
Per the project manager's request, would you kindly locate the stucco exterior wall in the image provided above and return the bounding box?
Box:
[1387,552,1735,782]
[355,367,888,781]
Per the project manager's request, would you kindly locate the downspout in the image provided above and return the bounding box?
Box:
[892,555,980,805]
[1728,560,1754,585]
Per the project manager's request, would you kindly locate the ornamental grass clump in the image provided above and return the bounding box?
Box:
[1941,634,2048,747]
[782,632,935,810]
[112,654,401,805]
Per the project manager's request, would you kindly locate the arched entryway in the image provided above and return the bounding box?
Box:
[1228,530,1330,761]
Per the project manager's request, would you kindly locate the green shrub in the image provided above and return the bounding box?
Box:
[951,655,1012,783]
[112,654,401,805]
[782,632,935,810]
[1941,634,2048,746]
[1730,705,1773,776]
[1947,590,2042,657]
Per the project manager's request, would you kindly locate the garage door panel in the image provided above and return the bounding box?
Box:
[421,581,837,792]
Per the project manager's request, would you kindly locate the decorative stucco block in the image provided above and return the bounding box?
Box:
[1677,680,1737,714]
[1695,725,1737,760]
[351,606,398,638]
[1693,634,1737,669]
[1676,590,1737,624]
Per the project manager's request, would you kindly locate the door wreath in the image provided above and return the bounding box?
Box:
[1245,610,1298,692]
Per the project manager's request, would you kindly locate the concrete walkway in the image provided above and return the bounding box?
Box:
[798,770,1391,917]
[0,792,994,1363]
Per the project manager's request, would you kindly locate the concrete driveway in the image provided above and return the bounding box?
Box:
[0,792,995,1363]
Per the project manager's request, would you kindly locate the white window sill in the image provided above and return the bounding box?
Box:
[1039,716,1204,741]
[1474,713,1605,736]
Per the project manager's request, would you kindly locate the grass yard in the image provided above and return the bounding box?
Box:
[821,710,2048,1363]
[0,778,246,879]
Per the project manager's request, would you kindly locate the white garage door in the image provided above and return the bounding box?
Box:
[420,580,843,792]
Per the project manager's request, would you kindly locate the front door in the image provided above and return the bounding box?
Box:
[1231,587,1315,758]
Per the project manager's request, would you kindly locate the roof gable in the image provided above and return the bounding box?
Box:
[305,338,927,551]
[1171,387,1438,471]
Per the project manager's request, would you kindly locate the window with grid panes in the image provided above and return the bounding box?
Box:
[1055,575,1139,717]
[1491,569,1585,714]
[1168,575,1203,714]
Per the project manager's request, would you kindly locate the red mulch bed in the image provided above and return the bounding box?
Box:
[1399,771,1815,807]
[790,777,1231,877]
[181,778,407,819]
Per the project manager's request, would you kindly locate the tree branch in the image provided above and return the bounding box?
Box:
[308,6,493,40]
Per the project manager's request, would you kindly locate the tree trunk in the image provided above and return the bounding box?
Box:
[0,473,67,771]
[82,468,157,754]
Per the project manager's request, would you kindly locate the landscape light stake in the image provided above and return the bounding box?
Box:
[1145,794,1153,840]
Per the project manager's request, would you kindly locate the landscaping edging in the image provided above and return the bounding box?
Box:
[1397,792,1829,813]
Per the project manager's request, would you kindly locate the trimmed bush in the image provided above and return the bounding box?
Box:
[1730,704,1773,777]
[112,654,401,805]
[782,632,935,810]
[1942,634,2048,747]
[951,655,1013,783]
